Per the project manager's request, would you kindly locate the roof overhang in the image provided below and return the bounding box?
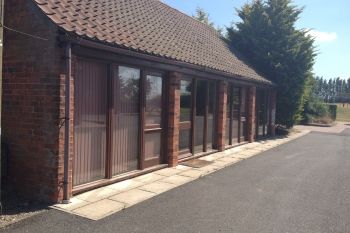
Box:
[59,33,276,88]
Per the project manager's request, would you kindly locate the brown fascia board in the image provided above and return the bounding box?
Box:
[58,33,276,88]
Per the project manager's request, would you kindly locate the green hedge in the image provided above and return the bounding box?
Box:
[328,104,337,120]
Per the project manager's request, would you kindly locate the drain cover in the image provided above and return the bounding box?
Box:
[181,159,213,168]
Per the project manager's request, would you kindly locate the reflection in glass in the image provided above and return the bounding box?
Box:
[226,86,232,145]
[112,66,140,175]
[207,81,216,149]
[232,87,240,144]
[145,75,162,126]
[240,88,247,141]
[194,80,207,153]
[257,90,266,137]
[180,80,192,122]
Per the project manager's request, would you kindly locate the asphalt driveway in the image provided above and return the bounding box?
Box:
[2,129,350,233]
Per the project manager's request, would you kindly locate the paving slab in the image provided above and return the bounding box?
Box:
[109,189,156,207]
[174,165,193,171]
[133,173,165,183]
[160,175,195,186]
[195,164,221,174]
[212,160,230,168]
[72,199,125,220]
[139,181,177,194]
[217,157,241,164]
[153,168,182,177]
[54,197,90,211]
[76,187,120,203]
[199,155,217,162]
[107,179,144,192]
[179,169,206,178]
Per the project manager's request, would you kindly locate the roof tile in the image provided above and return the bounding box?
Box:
[33,0,271,84]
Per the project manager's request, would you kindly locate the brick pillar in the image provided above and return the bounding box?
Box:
[268,90,277,136]
[166,72,181,167]
[215,81,228,151]
[247,86,256,142]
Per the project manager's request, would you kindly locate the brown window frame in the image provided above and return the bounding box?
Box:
[73,58,166,187]
[179,77,218,159]
[226,83,249,148]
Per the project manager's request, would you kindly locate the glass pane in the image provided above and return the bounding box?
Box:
[145,75,162,126]
[226,85,232,145]
[240,88,247,141]
[231,87,240,144]
[180,80,192,122]
[257,90,265,137]
[194,80,207,153]
[111,66,140,176]
[74,59,107,186]
[207,81,216,149]
[265,93,270,136]
[179,129,191,152]
[145,132,161,159]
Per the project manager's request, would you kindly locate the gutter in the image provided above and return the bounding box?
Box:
[63,42,71,204]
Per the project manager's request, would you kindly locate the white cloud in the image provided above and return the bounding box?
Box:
[306,30,337,42]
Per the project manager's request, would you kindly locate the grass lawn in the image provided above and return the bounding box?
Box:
[336,103,350,122]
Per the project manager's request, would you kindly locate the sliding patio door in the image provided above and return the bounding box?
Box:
[226,84,248,147]
[239,87,248,142]
[194,80,207,153]
[74,62,166,187]
[256,90,268,138]
[179,79,193,157]
[179,78,217,158]
[194,80,217,153]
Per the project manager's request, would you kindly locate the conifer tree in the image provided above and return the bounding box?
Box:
[227,0,316,127]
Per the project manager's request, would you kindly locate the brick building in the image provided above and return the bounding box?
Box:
[2,0,276,203]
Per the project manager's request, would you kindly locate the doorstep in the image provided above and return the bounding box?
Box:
[52,130,310,221]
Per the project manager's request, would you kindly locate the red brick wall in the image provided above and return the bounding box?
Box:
[166,72,181,167]
[2,0,65,203]
[247,86,256,142]
[216,81,228,151]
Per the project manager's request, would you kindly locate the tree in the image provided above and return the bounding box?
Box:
[193,7,214,27]
[193,7,224,36]
[227,0,316,127]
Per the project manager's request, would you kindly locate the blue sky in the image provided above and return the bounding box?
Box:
[163,0,350,79]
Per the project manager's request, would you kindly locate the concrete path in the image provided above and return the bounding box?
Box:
[295,121,350,133]
[2,129,350,233]
[53,131,308,220]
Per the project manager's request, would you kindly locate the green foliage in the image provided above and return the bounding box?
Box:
[193,7,214,27]
[193,7,224,36]
[227,0,316,128]
[328,104,337,120]
[302,94,329,124]
[312,76,350,103]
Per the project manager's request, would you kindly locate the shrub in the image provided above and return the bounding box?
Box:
[302,95,331,124]
[328,104,337,120]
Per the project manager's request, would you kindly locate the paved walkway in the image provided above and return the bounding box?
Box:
[2,128,350,233]
[53,130,309,220]
[295,121,350,134]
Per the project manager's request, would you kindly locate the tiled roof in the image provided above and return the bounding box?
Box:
[33,0,271,84]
